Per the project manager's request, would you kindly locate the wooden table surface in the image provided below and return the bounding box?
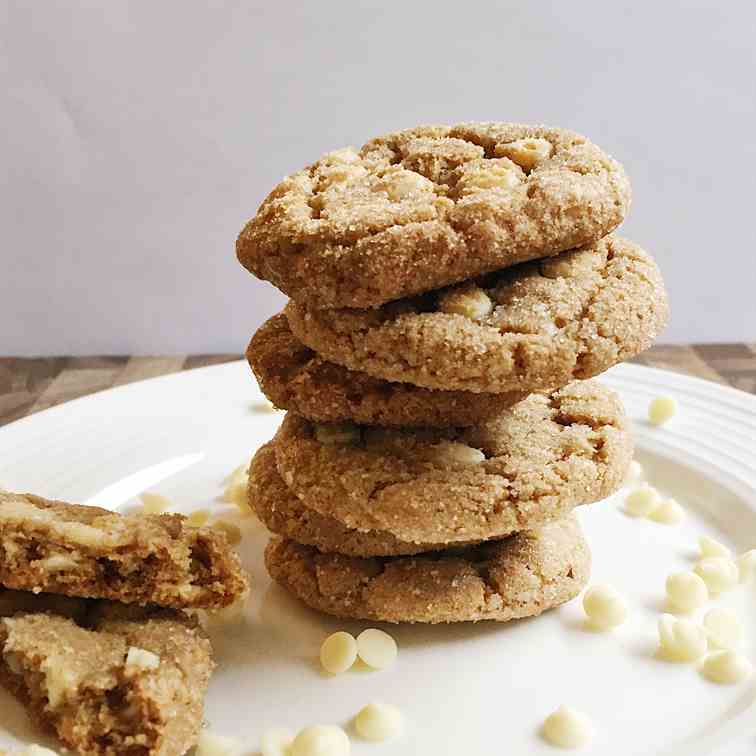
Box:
[1,344,755,428]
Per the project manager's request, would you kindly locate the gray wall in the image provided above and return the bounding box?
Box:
[2,0,754,355]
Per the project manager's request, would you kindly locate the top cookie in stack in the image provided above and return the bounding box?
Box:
[239,122,668,624]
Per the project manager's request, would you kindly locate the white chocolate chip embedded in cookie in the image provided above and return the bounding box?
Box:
[437,284,494,321]
[496,137,553,171]
[375,167,434,201]
[427,440,486,466]
[454,158,525,195]
[125,646,160,671]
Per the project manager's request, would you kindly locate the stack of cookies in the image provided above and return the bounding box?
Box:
[238,123,668,624]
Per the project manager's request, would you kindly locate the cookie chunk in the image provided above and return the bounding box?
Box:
[273,381,632,544]
[0,492,249,609]
[0,591,213,756]
[265,517,590,623]
[250,443,479,556]
[286,235,668,394]
[237,123,631,308]
[247,314,525,427]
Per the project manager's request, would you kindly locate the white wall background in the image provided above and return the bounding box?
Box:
[2,0,754,355]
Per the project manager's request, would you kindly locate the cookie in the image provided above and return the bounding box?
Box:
[250,443,480,556]
[237,123,631,309]
[265,516,590,623]
[286,235,668,394]
[0,592,213,756]
[248,314,525,427]
[0,492,249,610]
[273,381,632,544]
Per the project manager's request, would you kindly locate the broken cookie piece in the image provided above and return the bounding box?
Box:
[0,590,213,756]
[0,492,249,610]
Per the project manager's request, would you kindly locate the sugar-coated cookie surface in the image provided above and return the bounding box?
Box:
[237,123,631,308]
[286,235,668,394]
[247,314,525,427]
[273,381,632,544]
[0,591,213,756]
[0,492,249,609]
[250,443,479,556]
[265,517,590,623]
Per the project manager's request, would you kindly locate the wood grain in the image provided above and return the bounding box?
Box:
[1,346,753,428]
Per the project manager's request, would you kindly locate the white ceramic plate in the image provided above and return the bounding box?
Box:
[0,362,755,756]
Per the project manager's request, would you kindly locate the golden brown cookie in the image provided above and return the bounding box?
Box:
[273,381,632,544]
[0,492,249,610]
[286,235,667,394]
[265,516,590,623]
[237,123,631,309]
[0,592,213,756]
[248,314,525,427]
[250,443,479,556]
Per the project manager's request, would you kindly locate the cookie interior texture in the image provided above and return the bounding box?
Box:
[286,235,668,394]
[237,123,631,308]
[0,492,249,610]
[273,380,632,544]
[251,442,481,556]
[247,313,525,427]
[265,516,590,623]
[0,590,212,756]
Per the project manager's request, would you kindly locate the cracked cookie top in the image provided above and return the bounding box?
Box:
[237,123,631,308]
[285,235,668,394]
[272,380,632,544]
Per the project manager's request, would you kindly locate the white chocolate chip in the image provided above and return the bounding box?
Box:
[582,584,628,630]
[658,614,708,662]
[320,631,358,675]
[37,554,79,571]
[665,572,708,613]
[211,520,243,546]
[261,728,294,756]
[624,485,660,517]
[455,158,524,195]
[41,658,76,708]
[437,285,494,321]
[701,650,753,684]
[139,492,171,514]
[694,557,739,595]
[498,138,553,171]
[376,168,433,201]
[648,498,685,525]
[290,725,350,756]
[703,607,743,650]
[540,705,595,749]
[738,549,756,582]
[186,509,211,527]
[356,628,397,670]
[354,702,403,741]
[125,647,160,671]
[428,440,486,466]
[698,535,731,558]
[648,396,677,426]
[624,459,643,484]
[21,747,60,756]
[195,730,244,756]
[315,423,361,446]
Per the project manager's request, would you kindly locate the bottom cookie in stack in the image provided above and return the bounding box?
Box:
[251,381,632,624]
